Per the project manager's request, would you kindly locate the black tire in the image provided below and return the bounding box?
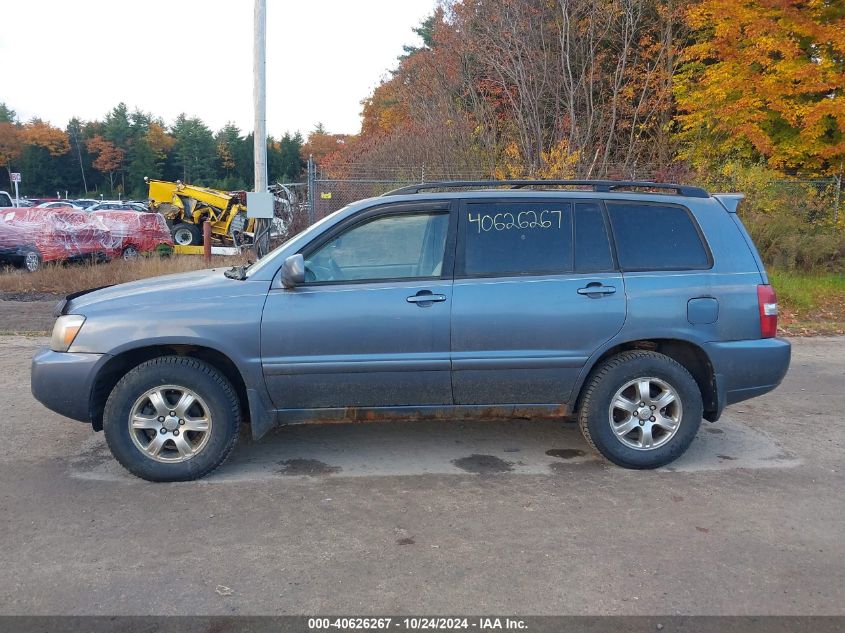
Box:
[171,222,203,246]
[578,350,702,469]
[103,356,241,482]
[122,245,140,260]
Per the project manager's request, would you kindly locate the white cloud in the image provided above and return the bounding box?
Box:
[0,0,434,136]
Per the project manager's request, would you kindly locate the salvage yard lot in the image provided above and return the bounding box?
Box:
[0,330,843,614]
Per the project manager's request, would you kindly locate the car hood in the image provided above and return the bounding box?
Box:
[65,268,253,313]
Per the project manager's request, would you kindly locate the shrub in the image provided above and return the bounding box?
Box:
[696,163,844,272]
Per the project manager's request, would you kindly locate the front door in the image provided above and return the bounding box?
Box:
[261,202,456,411]
[450,198,626,405]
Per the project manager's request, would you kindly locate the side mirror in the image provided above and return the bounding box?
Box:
[281,253,305,288]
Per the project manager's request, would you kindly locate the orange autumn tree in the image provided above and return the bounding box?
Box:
[0,122,23,185]
[22,119,70,156]
[145,122,175,163]
[675,0,845,175]
[86,135,125,194]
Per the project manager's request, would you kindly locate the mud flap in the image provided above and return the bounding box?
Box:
[247,387,278,439]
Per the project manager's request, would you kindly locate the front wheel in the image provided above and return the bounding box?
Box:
[578,351,702,469]
[172,223,202,246]
[122,245,139,260]
[103,356,241,481]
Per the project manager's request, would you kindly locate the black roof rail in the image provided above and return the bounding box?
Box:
[382,179,710,198]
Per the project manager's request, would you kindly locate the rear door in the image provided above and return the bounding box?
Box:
[450,198,626,405]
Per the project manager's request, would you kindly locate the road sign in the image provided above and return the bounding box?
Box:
[10,173,21,183]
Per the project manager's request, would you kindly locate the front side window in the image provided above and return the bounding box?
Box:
[607,202,710,271]
[304,212,449,283]
[460,201,573,276]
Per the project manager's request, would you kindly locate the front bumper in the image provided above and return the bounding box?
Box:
[0,245,31,265]
[31,347,109,423]
[705,337,792,415]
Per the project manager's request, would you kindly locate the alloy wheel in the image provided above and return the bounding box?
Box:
[128,385,213,463]
[608,376,683,450]
[24,252,40,272]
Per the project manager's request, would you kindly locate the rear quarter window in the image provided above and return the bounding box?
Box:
[606,202,711,271]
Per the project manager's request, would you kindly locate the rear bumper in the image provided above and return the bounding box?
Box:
[31,347,109,423]
[705,337,791,415]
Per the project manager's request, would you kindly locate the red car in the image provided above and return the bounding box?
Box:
[0,207,173,272]
[91,209,173,258]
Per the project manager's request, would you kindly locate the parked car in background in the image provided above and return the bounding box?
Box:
[0,192,14,207]
[72,199,99,210]
[89,202,148,212]
[90,209,173,259]
[36,200,84,211]
[30,179,791,482]
[0,206,172,271]
[126,201,151,212]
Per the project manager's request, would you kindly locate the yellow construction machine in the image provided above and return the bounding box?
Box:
[145,178,253,246]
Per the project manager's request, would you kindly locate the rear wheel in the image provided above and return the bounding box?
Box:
[172,223,202,246]
[578,351,702,469]
[103,356,241,481]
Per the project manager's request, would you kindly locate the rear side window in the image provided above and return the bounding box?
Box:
[607,202,710,270]
[575,202,614,271]
[460,201,572,276]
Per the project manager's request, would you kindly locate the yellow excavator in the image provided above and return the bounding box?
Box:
[145,178,253,246]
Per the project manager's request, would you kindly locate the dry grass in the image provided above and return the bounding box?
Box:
[0,254,250,296]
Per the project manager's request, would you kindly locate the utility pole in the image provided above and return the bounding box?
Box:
[254,0,267,193]
[253,0,270,257]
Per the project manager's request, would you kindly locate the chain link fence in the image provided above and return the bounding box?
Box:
[285,158,843,227]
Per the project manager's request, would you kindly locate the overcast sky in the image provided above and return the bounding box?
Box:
[0,0,434,137]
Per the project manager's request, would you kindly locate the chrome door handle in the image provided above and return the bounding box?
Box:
[577,283,616,296]
[407,292,447,304]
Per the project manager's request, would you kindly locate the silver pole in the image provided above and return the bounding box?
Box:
[254,0,268,193]
[253,0,269,256]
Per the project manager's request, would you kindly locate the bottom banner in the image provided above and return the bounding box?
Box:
[0,616,842,633]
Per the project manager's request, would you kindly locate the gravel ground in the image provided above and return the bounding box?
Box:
[0,334,842,615]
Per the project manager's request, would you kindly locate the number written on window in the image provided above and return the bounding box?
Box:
[461,202,573,276]
[467,210,563,233]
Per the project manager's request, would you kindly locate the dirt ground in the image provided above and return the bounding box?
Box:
[0,323,843,615]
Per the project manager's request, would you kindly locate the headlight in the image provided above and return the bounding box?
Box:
[50,315,86,352]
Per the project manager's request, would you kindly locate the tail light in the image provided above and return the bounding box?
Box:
[757,284,778,338]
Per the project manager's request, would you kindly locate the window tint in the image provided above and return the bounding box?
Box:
[461,202,572,276]
[305,212,449,282]
[607,202,710,270]
[575,202,614,271]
